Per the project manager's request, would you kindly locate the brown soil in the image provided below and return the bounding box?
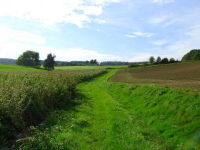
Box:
[108,62,200,90]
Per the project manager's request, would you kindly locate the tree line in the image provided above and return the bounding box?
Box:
[16,50,56,70]
[149,56,177,64]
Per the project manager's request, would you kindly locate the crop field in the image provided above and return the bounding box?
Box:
[109,62,200,90]
[0,69,106,146]
[1,64,200,150]
[0,64,45,72]
[5,69,200,150]
[55,65,128,70]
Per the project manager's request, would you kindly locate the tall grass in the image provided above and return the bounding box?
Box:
[0,69,106,145]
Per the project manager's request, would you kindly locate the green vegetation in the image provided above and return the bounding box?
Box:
[0,64,44,72]
[5,70,200,150]
[0,69,106,145]
[16,50,40,67]
[43,53,56,70]
[182,49,200,62]
[149,56,155,64]
[55,65,128,70]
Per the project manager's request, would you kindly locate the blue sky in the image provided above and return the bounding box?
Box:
[0,0,200,62]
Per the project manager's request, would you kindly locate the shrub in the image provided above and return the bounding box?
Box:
[128,63,139,68]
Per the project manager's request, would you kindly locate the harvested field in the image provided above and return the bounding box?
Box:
[108,62,200,90]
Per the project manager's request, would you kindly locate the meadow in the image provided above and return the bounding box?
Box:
[1,63,200,150]
[0,64,45,72]
[109,62,200,90]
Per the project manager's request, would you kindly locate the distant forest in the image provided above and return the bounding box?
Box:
[0,58,132,66]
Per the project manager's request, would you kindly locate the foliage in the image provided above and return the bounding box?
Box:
[182,49,200,62]
[100,61,129,66]
[0,69,106,145]
[84,59,98,66]
[128,63,139,68]
[142,62,148,67]
[169,58,176,63]
[55,65,128,70]
[16,50,40,67]
[43,53,56,70]
[156,56,161,64]
[161,58,169,64]
[56,61,86,66]
[149,56,155,64]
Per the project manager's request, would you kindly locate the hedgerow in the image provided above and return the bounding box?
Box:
[0,69,106,145]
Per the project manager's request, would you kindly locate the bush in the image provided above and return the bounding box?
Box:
[161,58,169,64]
[128,63,139,68]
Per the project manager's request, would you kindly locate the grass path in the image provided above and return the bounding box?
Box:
[13,69,200,150]
[75,69,160,150]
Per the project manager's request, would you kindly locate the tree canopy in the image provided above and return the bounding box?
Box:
[182,49,200,62]
[16,50,40,67]
[43,53,56,70]
[156,56,161,64]
[149,56,155,64]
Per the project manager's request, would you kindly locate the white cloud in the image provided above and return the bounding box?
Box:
[125,35,136,38]
[129,53,157,62]
[0,25,122,61]
[0,0,121,27]
[152,40,169,46]
[150,0,175,5]
[148,16,168,24]
[94,18,106,24]
[134,32,155,37]
[0,42,123,61]
[33,30,41,34]
[80,5,102,16]
[0,25,45,45]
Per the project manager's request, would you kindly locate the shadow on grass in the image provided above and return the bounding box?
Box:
[1,90,91,150]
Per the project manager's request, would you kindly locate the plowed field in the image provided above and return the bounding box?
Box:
[108,62,200,90]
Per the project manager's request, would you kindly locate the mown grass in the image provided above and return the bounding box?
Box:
[0,69,106,147]
[55,65,128,70]
[8,70,200,150]
[0,64,45,72]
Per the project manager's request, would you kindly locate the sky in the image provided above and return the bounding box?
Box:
[0,0,200,62]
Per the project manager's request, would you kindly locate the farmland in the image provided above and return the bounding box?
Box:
[0,67,106,146]
[6,69,200,150]
[109,62,200,90]
[1,63,200,150]
[55,65,128,70]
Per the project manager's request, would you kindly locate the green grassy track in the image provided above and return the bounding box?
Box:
[11,70,200,150]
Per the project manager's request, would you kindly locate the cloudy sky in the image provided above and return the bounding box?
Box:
[0,0,200,62]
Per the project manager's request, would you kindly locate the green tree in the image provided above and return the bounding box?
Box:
[169,58,176,63]
[161,58,169,64]
[85,60,89,65]
[182,49,200,62]
[16,50,40,67]
[156,56,161,64]
[149,56,155,64]
[43,53,56,70]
